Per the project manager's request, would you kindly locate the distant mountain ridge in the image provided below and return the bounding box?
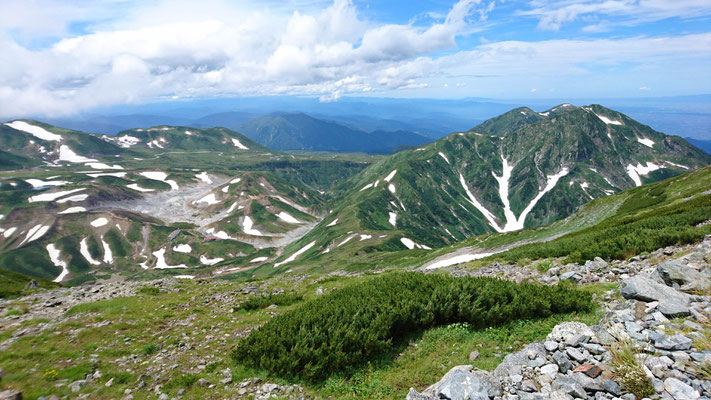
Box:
[685,137,711,155]
[236,113,432,153]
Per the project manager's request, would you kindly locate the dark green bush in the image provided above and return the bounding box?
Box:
[232,273,591,382]
[238,292,303,311]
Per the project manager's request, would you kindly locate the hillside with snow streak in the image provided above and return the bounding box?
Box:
[274,104,709,265]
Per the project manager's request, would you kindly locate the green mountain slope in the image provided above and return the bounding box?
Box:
[265,104,710,268]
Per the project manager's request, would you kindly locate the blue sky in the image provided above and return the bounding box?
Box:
[0,0,709,118]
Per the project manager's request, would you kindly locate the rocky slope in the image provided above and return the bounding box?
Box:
[408,235,711,400]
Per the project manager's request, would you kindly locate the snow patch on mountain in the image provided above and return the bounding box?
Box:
[47,244,69,282]
[140,171,179,190]
[6,121,62,141]
[594,113,623,125]
[389,212,397,227]
[637,137,654,148]
[425,252,497,270]
[626,162,663,186]
[241,216,263,236]
[173,244,192,253]
[231,138,249,150]
[274,240,316,267]
[101,236,113,264]
[277,211,301,224]
[80,237,101,265]
[127,183,155,192]
[28,188,85,202]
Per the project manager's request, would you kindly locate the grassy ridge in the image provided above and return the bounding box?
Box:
[0,268,61,299]
[232,272,592,382]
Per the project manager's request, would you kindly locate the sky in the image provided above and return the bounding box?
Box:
[0,0,710,118]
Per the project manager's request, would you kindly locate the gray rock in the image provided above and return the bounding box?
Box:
[548,322,595,344]
[470,368,503,397]
[620,276,691,316]
[436,369,489,400]
[469,351,480,361]
[566,347,588,363]
[561,271,582,282]
[494,343,546,379]
[541,364,559,378]
[69,379,86,393]
[603,380,622,396]
[545,341,559,352]
[0,390,22,400]
[573,372,605,392]
[553,351,573,374]
[664,378,700,400]
[406,388,437,400]
[585,257,608,272]
[655,334,692,351]
[657,260,709,291]
[552,377,587,399]
[521,380,539,393]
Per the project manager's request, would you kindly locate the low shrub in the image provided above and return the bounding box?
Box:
[232,272,591,382]
[238,292,303,311]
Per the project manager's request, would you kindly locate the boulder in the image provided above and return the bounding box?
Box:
[552,376,587,399]
[585,257,608,272]
[619,276,690,316]
[664,377,700,400]
[547,322,594,344]
[552,351,573,374]
[418,366,491,400]
[435,368,489,400]
[654,334,693,351]
[657,260,710,291]
[406,388,437,400]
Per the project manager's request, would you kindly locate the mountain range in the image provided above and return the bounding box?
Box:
[0,104,709,285]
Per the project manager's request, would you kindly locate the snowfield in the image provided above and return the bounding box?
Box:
[47,244,69,282]
[594,113,623,125]
[200,255,224,265]
[153,248,188,269]
[91,217,108,227]
[28,188,86,203]
[58,145,97,163]
[127,183,155,192]
[193,193,220,205]
[277,211,301,224]
[626,162,663,186]
[101,236,113,264]
[241,216,263,236]
[56,194,88,203]
[425,252,497,270]
[140,171,179,190]
[80,237,101,265]
[173,244,192,253]
[274,241,316,267]
[388,212,397,227]
[637,137,655,148]
[196,172,212,184]
[231,138,249,150]
[25,179,69,188]
[6,121,62,141]
[384,169,398,182]
[326,218,338,227]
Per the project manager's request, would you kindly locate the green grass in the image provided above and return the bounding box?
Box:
[0,268,61,299]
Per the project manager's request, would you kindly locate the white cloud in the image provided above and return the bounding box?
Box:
[520,0,711,31]
[0,0,487,117]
